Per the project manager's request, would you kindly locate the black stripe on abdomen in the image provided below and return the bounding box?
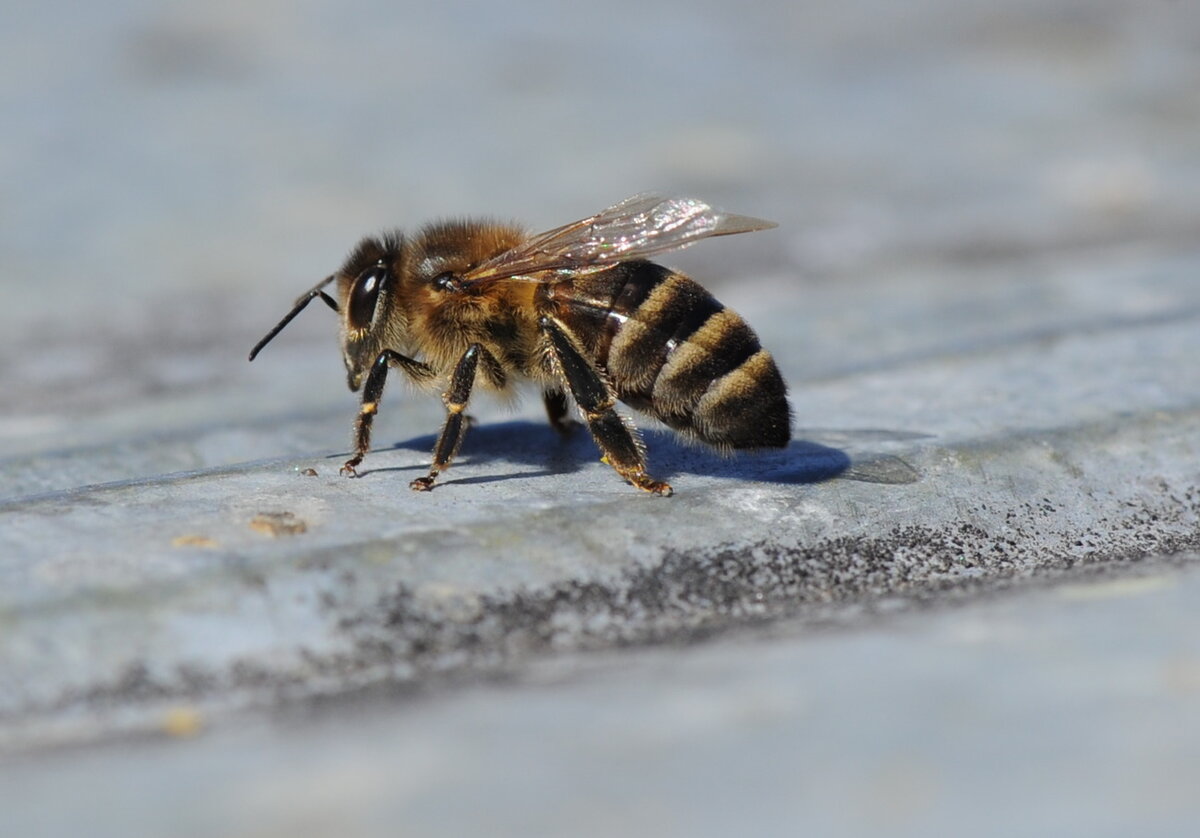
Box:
[605,267,722,397]
[607,269,791,449]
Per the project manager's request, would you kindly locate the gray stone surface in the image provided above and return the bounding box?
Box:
[2,0,1200,836]
[6,560,1200,838]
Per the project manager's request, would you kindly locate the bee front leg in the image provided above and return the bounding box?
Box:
[540,317,672,496]
[410,343,484,492]
[341,350,434,477]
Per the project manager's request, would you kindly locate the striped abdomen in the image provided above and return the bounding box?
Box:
[543,261,791,449]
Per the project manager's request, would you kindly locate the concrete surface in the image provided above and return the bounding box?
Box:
[6,559,1200,838]
[2,1,1200,836]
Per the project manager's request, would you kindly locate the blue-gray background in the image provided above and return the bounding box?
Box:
[7,0,1196,324]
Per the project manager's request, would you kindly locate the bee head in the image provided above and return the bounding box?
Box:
[338,231,405,391]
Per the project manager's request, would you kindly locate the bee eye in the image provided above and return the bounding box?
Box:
[347,264,390,330]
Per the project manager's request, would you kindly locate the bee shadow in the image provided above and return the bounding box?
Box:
[347,420,921,488]
[348,420,590,485]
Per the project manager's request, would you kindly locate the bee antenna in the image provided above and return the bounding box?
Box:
[248,275,339,361]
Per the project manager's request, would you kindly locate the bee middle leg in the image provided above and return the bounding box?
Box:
[540,317,672,496]
[341,350,435,477]
[410,343,486,492]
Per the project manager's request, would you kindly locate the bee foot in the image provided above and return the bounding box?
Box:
[647,481,674,497]
[409,476,437,492]
[627,473,673,497]
[339,459,362,477]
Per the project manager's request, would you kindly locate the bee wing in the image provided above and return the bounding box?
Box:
[461,194,776,285]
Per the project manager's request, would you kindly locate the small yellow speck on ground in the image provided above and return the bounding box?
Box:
[250,511,308,537]
[162,706,204,738]
[171,534,218,549]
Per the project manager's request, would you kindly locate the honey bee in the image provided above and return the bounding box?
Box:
[249,194,790,496]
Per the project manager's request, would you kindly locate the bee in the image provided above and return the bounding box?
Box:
[249,194,791,496]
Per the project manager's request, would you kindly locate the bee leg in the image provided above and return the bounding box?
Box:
[542,388,581,437]
[540,317,672,496]
[341,350,434,477]
[410,343,483,492]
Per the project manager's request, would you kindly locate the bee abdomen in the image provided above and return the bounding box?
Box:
[604,264,791,450]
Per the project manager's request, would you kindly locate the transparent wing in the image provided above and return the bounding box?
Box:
[461,194,776,285]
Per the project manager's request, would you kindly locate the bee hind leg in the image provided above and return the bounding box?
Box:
[540,317,672,497]
[410,343,484,492]
[542,388,581,437]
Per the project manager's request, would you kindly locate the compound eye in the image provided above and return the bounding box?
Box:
[347,263,390,331]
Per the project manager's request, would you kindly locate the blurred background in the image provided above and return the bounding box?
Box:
[3,1,1200,836]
